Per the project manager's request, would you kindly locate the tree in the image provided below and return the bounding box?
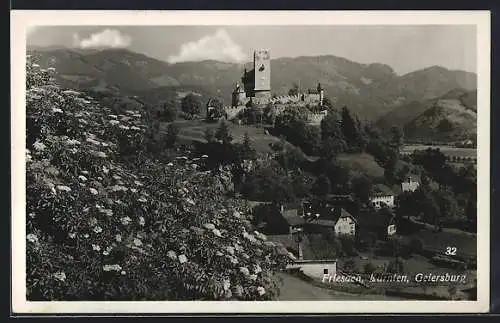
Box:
[312,174,331,197]
[388,126,404,150]
[351,175,373,203]
[165,123,179,148]
[215,121,233,145]
[320,113,346,158]
[288,83,299,96]
[204,128,216,144]
[238,132,257,161]
[343,259,357,272]
[433,188,463,222]
[409,238,425,255]
[414,186,441,225]
[364,262,376,274]
[181,93,202,119]
[340,107,367,152]
[387,257,405,274]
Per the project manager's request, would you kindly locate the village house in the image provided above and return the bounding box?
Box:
[369,184,395,209]
[401,176,420,193]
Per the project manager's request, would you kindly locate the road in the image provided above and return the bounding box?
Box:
[276,273,403,300]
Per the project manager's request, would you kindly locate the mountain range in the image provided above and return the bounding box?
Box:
[27,46,477,128]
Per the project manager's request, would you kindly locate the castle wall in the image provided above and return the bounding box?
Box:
[224,105,246,120]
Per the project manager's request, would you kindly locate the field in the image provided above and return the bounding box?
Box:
[401,229,477,258]
[337,153,385,178]
[401,145,477,158]
[164,120,281,154]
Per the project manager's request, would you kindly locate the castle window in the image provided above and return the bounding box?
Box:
[259,64,265,71]
[323,268,329,275]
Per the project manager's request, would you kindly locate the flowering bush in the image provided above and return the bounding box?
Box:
[26,56,292,301]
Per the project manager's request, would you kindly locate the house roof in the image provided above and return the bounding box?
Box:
[304,207,357,226]
[356,210,395,229]
[371,184,394,197]
[282,209,305,226]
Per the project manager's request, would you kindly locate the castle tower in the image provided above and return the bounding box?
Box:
[231,83,246,107]
[317,82,324,106]
[253,49,271,99]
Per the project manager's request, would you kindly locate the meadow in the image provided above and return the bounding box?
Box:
[401,145,477,158]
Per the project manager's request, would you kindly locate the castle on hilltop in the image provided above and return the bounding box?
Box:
[208,49,329,125]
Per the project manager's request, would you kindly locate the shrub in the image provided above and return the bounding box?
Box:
[342,259,357,272]
[26,57,292,301]
[363,262,376,274]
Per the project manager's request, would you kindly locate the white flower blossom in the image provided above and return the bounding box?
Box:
[103,246,113,256]
[84,233,89,238]
[239,267,250,276]
[130,188,138,193]
[68,232,76,239]
[115,234,122,242]
[178,254,188,264]
[212,229,222,237]
[93,151,107,158]
[257,286,266,296]
[139,217,145,226]
[27,233,38,244]
[167,250,177,260]
[103,264,122,272]
[102,166,109,174]
[65,139,81,145]
[223,278,231,291]
[78,175,88,182]
[33,141,46,151]
[248,274,257,281]
[93,226,103,234]
[57,185,71,192]
[134,180,143,186]
[133,238,142,246]
[121,217,131,225]
[203,223,215,230]
[53,271,66,282]
[226,246,235,255]
[52,108,63,113]
[92,244,101,251]
[86,138,101,146]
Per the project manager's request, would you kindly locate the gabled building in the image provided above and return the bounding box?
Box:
[401,176,420,193]
[369,184,395,209]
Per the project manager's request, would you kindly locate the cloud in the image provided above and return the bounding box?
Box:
[72,29,132,49]
[167,29,247,64]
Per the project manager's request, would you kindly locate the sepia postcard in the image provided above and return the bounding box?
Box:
[11,10,491,314]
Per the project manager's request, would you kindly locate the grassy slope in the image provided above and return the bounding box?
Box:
[337,153,385,178]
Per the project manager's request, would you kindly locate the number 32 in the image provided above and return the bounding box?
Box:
[446,246,457,256]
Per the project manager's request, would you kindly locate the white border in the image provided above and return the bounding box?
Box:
[11,10,491,314]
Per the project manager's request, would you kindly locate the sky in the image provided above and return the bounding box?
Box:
[27,25,477,75]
